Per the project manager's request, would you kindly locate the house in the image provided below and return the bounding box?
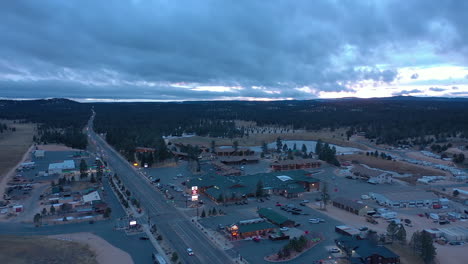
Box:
[336,237,400,264]
[351,164,393,184]
[270,159,321,172]
[332,197,373,216]
[215,147,255,157]
[258,208,295,227]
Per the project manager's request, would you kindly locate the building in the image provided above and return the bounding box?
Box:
[351,164,393,184]
[370,191,440,208]
[212,161,242,176]
[33,150,45,158]
[258,208,295,227]
[219,156,259,165]
[270,159,321,172]
[188,170,320,202]
[215,147,255,157]
[48,160,75,175]
[82,191,101,203]
[332,197,373,216]
[231,218,276,238]
[336,237,400,264]
[335,225,362,236]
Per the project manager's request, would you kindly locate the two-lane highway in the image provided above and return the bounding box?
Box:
[87,112,232,264]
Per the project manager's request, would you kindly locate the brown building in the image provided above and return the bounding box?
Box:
[270,159,321,172]
[219,156,259,165]
[336,238,400,264]
[332,197,372,216]
[215,147,255,157]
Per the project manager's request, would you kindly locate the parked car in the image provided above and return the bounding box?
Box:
[329,248,340,253]
[280,227,289,232]
[301,200,310,203]
[139,236,149,240]
[299,202,306,206]
[358,226,368,231]
[291,211,300,215]
[449,241,464,246]
[276,203,282,206]
[309,218,320,224]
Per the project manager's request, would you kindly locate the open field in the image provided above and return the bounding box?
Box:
[49,233,134,264]
[339,154,448,176]
[0,235,97,264]
[169,128,367,149]
[0,120,35,178]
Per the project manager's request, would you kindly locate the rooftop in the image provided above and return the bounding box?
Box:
[238,221,276,234]
[258,208,291,225]
[333,197,369,211]
[380,191,439,201]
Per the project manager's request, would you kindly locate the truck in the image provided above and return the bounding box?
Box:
[366,215,378,225]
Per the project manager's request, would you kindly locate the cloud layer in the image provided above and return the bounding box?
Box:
[1,0,468,100]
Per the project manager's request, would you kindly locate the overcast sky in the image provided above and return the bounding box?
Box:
[1,0,468,101]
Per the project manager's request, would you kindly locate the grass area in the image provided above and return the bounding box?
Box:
[0,235,97,264]
[387,243,424,264]
[170,128,366,149]
[0,120,35,178]
[339,153,446,177]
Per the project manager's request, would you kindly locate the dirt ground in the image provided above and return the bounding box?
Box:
[0,120,35,179]
[49,233,133,264]
[406,151,453,166]
[169,128,366,149]
[0,235,98,264]
[339,154,448,177]
[36,144,83,152]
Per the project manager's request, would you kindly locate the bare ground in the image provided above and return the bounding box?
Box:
[0,235,98,264]
[339,154,448,176]
[169,129,366,149]
[49,233,133,264]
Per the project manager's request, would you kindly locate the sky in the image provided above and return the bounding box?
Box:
[1,0,468,101]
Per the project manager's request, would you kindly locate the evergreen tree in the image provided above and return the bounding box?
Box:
[301,144,307,154]
[276,137,282,153]
[256,180,264,197]
[79,159,88,179]
[420,231,436,263]
[201,209,206,218]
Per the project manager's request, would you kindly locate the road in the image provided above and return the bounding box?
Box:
[87,111,233,264]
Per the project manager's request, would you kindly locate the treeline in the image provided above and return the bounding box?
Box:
[315,140,340,166]
[92,97,468,149]
[0,99,90,149]
[0,123,8,133]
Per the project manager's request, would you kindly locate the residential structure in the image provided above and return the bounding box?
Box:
[215,147,255,157]
[351,164,393,184]
[230,218,276,238]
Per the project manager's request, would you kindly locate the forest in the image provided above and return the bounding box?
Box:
[2,96,468,161]
[0,99,90,149]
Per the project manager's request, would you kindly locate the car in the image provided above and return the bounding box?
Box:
[299,202,306,206]
[449,241,464,246]
[329,248,340,253]
[301,200,310,203]
[252,237,260,242]
[294,223,301,227]
[315,197,322,201]
[187,248,194,256]
[280,227,289,232]
[276,203,282,206]
[300,212,310,215]
[317,218,325,223]
[309,218,320,224]
[291,211,300,215]
[292,208,302,212]
[139,236,150,240]
[358,226,368,231]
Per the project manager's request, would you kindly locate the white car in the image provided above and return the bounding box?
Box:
[301,200,310,203]
[329,248,340,253]
[280,227,289,232]
[361,194,370,200]
[187,248,194,256]
[309,218,320,224]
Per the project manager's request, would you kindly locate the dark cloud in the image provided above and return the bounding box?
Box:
[411,73,419,79]
[392,89,423,96]
[1,1,468,99]
[429,87,446,92]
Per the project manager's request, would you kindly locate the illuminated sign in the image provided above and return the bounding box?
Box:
[191,186,198,195]
[129,220,137,226]
[191,195,198,201]
[133,163,139,167]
